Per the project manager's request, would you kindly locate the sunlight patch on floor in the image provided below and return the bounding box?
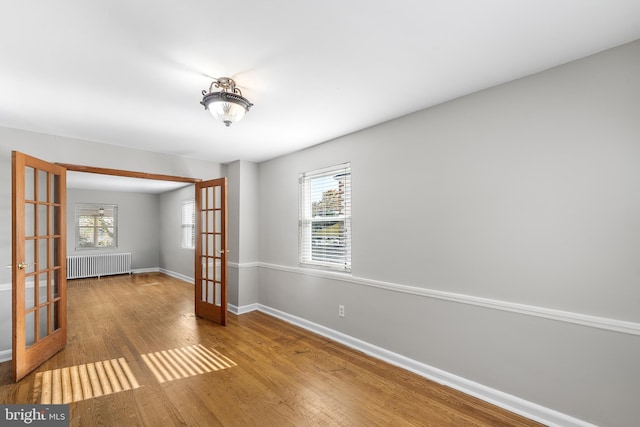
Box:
[33,358,141,404]
[141,344,236,383]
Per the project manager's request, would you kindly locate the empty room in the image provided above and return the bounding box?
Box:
[1,2,639,426]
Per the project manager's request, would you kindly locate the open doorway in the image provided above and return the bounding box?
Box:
[12,153,227,381]
[65,168,196,280]
[61,163,228,326]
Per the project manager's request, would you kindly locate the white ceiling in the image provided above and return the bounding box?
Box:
[1,1,640,166]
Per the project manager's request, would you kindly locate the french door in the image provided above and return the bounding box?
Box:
[194,178,227,325]
[12,151,67,382]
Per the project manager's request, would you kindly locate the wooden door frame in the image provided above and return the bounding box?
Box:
[57,163,202,185]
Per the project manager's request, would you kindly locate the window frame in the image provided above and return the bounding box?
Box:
[298,162,351,273]
[181,199,196,250]
[74,203,118,250]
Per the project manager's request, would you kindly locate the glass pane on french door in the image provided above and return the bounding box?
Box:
[23,166,63,348]
[199,188,223,308]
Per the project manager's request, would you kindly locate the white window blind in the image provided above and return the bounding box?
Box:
[182,200,196,249]
[299,162,351,272]
[75,204,118,249]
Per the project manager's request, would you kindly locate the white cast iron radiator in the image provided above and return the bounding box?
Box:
[66,253,132,279]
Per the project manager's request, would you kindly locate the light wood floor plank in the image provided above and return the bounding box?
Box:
[0,272,542,426]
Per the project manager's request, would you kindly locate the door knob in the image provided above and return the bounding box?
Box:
[17,262,34,270]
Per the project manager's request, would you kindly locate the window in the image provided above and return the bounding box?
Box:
[75,204,117,249]
[182,199,196,249]
[299,162,351,272]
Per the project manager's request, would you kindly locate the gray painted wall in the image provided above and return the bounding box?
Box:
[227,162,241,307]
[159,184,198,280]
[66,189,160,269]
[227,160,259,308]
[256,40,640,427]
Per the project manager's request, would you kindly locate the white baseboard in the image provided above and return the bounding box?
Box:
[132,267,160,274]
[0,349,11,363]
[228,303,258,315]
[256,303,595,427]
[158,269,193,284]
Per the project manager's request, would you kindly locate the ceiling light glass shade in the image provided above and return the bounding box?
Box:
[201,92,252,127]
[201,77,253,127]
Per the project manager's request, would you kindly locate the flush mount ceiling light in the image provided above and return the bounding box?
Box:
[200,77,253,127]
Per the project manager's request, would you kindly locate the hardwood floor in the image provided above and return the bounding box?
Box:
[0,273,542,426]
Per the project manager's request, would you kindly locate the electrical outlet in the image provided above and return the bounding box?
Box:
[338,305,345,317]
